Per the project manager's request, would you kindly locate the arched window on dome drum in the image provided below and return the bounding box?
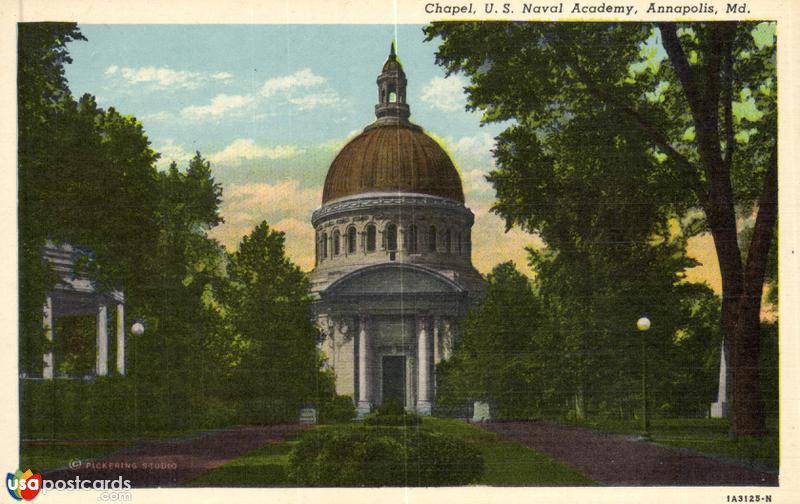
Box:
[347,226,357,254]
[428,225,437,252]
[389,91,397,103]
[386,224,398,251]
[321,233,328,259]
[366,224,376,252]
[444,229,451,253]
[408,225,418,253]
[333,230,341,256]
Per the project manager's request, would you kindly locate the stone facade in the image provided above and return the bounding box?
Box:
[310,45,484,416]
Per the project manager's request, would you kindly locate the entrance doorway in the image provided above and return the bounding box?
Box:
[381,355,406,406]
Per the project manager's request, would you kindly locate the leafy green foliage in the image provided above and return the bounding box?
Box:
[288,424,484,486]
[222,222,322,421]
[318,395,357,424]
[424,21,777,435]
[363,400,422,426]
[18,24,332,434]
[438,261,722,420]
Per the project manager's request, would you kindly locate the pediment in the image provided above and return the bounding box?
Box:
[322,264,463,297]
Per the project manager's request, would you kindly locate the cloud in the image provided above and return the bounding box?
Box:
[180,94,256,120]
[462,169,494,198]
[210,180,322,270]
[155,139,193,170]
[471,211,542,276]
[288,91,343,111]
[449,132,496,166]
[421,75,468,112]
[260,68,326,97]
[272,217,317,270]
[208,138,304,166]
[174,68,340,122]
[140,111,173,123]
[211,71,234,81]
[104,65,233,90]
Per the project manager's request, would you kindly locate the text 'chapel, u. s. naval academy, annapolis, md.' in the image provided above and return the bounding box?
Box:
[310,44,484,416]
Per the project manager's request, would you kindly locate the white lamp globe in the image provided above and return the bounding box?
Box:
[131,322,145,336]
[636,317,651,331]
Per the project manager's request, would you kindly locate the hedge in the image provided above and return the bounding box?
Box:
[288,424,484,486]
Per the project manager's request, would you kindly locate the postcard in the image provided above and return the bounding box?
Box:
[4,0,798,503]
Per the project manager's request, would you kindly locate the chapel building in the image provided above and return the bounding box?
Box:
[310,44,484,416]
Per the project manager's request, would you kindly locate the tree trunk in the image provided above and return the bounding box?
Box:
[711,227,769,438]
[731,300,765,436]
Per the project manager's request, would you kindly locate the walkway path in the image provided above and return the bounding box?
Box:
[45,424,306,487]
[482,422,777,486]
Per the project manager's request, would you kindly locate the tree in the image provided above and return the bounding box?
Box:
[425,21,776,437]
[223,222,322,422]
[437,262,547,418]
[18,23,86,370]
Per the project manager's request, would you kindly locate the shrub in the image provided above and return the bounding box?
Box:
[374,399,405,416]
[363,399,422,426]
[363,413,422,426]
[319,395,356,424]
[288,424,484,486]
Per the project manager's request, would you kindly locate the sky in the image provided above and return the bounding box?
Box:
[62,24,720,290]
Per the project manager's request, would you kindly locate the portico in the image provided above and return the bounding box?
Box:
[316,263,467,415]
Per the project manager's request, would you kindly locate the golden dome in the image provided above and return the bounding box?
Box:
[322,123,464,204]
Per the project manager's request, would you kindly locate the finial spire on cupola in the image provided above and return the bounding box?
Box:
[374,40,410,124]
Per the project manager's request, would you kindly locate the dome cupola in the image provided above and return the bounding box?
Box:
[375,42,410,123]
[321,43,465,204]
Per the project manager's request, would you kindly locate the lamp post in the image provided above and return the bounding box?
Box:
[130,319,145,436]
[131,321,145,336]
[636,316,651,440]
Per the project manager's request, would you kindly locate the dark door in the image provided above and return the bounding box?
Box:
[381,355,406,406]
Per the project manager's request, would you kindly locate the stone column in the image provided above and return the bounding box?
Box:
[357,315,371,416]
[96,303,109,376]
[43,295,54,379]
[433,316,441,364]
[116,303,126,375]
[417,316,432,415]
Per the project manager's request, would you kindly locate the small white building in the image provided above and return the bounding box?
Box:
[38,241,126,379]
[310,45,484,416]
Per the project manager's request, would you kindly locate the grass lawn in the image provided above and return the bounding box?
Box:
[422,418,594,485]
[558,417,778,469]
[187,418,595,486]
[187,441,298,486]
